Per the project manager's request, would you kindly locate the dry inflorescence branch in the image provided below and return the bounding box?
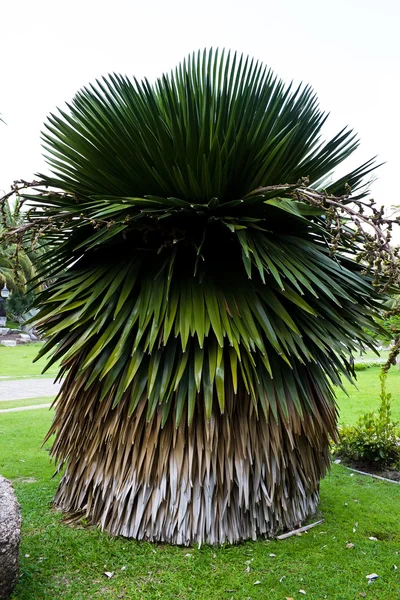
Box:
[3,178,399,370]
[292,186,400,290]
[1,179,400,288]
[0,180,111,252]
[381,299,400,373]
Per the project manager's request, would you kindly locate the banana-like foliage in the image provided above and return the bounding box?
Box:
[0,200,39,291]
[29,49,385,544]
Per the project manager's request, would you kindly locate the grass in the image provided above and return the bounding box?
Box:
[0,358,398,598]
[354,347,389,362]
[0,407,399,600]
[0,343,59,378]
[0,397,53,410]
[336,367,400,425]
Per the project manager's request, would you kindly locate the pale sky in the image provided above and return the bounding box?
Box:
[1,0,399,225]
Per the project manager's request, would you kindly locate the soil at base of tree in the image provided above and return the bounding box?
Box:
[337,457,400,483]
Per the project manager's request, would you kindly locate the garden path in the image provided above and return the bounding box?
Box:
[0,403,52,413]
[0,378,60,402]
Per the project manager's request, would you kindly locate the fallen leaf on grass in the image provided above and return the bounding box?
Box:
[104,571,115,579]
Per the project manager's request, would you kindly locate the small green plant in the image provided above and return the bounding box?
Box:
[336,370,400,468]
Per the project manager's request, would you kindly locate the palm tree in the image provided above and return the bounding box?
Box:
[29,50,385,545]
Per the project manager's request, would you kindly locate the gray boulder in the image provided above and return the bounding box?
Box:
[0,476,21,599]
[18,334,31,342]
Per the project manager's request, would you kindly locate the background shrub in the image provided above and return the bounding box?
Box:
[335,370,400,468]
[353,361,383,371]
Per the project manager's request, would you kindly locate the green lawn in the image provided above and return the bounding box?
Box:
[354,347,389,362]
[335,366,400,425]
[0,343,59,378]
[1,408,399,600]
[0,397,53,411]
[0,352,398,598]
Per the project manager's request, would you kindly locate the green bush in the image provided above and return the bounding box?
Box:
[6,289,35,320]
[353,363,368,371]
[353,361,383,371]
[336,371,400,468]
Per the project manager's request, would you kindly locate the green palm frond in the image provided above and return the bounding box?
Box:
[25,49,388,544]
[40,49,372,201]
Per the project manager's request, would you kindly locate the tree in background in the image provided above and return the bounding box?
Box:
[2,50,398,545]
[1,116,43,319]
[0,197,41,318]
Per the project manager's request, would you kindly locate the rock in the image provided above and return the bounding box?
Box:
[0,329,10,336]
[21,326,39,341]
[0,341,16,347]
[0,476,21,599]
[19,334,31,342]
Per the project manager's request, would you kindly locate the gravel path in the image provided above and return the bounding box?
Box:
[0,378,61,402]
